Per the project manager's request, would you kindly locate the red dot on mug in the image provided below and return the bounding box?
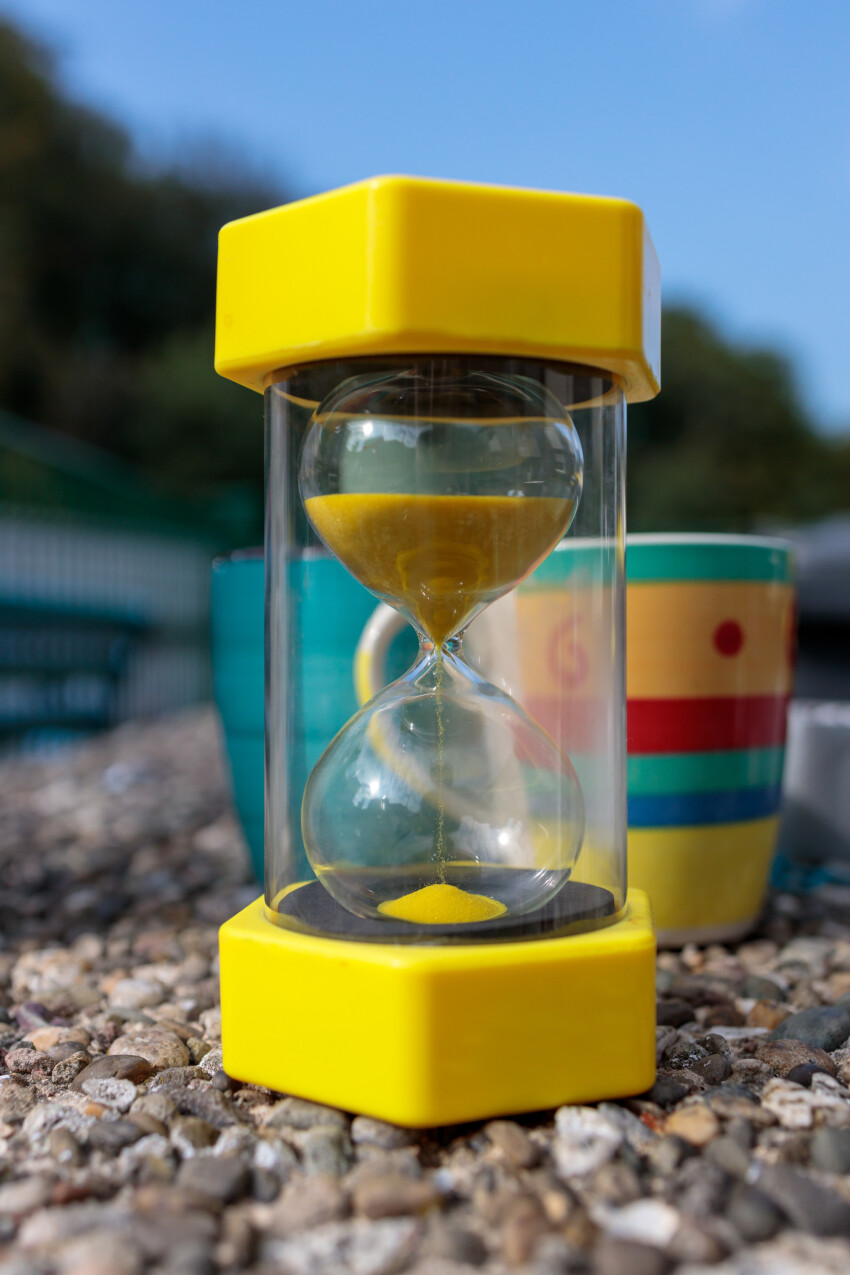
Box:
[713,619,744,657]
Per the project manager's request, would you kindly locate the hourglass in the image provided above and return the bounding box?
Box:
[298,365,586,928]
[216,177,662,1125]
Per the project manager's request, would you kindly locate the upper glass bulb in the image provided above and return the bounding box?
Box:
[300,365,584,640]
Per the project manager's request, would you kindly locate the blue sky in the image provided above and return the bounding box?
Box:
[4,0,849,431]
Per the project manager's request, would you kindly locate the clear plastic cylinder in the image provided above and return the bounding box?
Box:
[265,356,626,942]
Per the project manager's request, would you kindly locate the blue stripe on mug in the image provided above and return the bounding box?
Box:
[627,785,783,828]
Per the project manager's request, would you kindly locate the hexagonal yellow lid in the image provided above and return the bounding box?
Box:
[215,175,660,402]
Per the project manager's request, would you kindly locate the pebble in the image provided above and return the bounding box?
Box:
[149,1065,208,1088]
[727,1117,755,1149]
[26,1025,91,1050]
[21,1101,94,1152]
[725,1182,784,1244]
[0,1079,37,1122]
[217,1207,254,1266]
[596,1103,658,1156]
[253,1134,299,1180]
[170,1114,220,1155]
[755,1163,850,1236]
[664,1105,720,1147]
[197,1046,224,1077]
[176,1155,249,1206]
[49,1126,84,1166]
[351,1115,419,1150]
[271,1175,350,1235]
[663,1039,710,1070]
[656,1026,679,1059]
[52,1231,144,1275]
[130,1111,168,1137]
[757,1037,838,1076]
[302,1124,353,1177]
[265,1096,349,1131]
[646,1075,689,1108]
[594,1198,681,1246]
[690,1055,732,1086]
[747,1001,791,1031]
[594,1238,672,1275]
[786,1062,835,1087]
[353,1174,441,1219]
[109,977,166,1010]
[131,1091,177,1122]
[665,1217,728,1265]
[760,1075,850,1129]
[484,1119,539,1168]
[108,1029,190,1070]
[810,1126,850,1174]
[675,1156,731,1221]
[656,1000,695,1028]
[186,1036,211,1064]
[778,936,834,979]
[5,1047,51,1075]
[251,1166,280,1203]
[211,1069,239,1092]
[741,974,786,1001]
[704,1135,750,1179]
[118,1132,174,1178]
[593,1161,643,1206]
[500,1193,547,1265]
[264,1216,419,1275]
[155,1085,237,1128]
[646,1136,695,1176]
[554,1106,623,1177]
[705,1087,772,1126]
[88,1117,145,1153]
[71,1054,155,1089]
[702,1002,746,1029]
[51,1051,92,1084]
[81,1077,138,1111]
[419,1217,488,1266]
[768,1004,850,1052]
[0,1176,54,1218]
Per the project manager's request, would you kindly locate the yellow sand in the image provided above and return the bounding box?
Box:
[305,493,574,644]
[378,882,507,925]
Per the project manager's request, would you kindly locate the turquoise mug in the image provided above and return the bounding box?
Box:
[211,551,415,878]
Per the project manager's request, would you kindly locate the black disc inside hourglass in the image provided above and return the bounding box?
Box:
[275,868,616,944]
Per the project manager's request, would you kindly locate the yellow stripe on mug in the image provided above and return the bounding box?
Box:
[627,816,779,945]
[627,581,795,700]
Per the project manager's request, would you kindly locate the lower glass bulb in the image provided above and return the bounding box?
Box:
[301,644,585,924]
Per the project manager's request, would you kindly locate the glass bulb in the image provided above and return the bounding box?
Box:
[301,642,584,920]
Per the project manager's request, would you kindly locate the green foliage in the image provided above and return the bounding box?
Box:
[628,308,850,530]
[0,20,278,541]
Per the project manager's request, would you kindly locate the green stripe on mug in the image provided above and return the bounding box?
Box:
[627,534,794,584]
[627,747,785,796]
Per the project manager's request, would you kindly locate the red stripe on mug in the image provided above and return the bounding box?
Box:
[627,695,790,754]
[526,696,613,753]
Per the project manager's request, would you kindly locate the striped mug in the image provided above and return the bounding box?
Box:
[626,534,795,944]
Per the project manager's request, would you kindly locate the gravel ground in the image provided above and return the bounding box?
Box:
[2,710,850,1275]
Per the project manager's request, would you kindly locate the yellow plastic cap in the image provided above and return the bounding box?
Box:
[215,175,660,401]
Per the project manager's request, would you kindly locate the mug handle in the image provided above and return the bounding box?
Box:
[354,603,407,706]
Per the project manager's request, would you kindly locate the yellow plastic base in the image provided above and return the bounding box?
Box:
[219,889,656,1127]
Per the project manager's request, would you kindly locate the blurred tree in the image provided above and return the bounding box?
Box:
[0,19,281,537]
[628,308,850,530]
